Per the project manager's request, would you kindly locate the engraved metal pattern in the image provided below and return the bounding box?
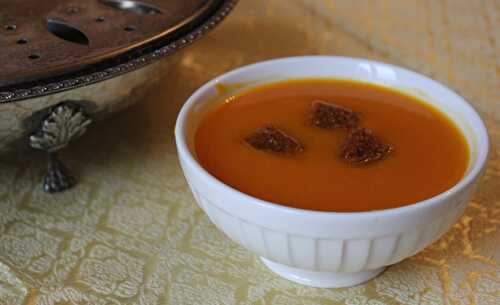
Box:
[29,102,92,193]
[43,153,76,193]
[30,104,92,153]
[0,0,238,103]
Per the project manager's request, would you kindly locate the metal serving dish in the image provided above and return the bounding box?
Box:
[0,0,237,192]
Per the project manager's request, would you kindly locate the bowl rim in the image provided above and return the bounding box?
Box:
[175,55,489,218]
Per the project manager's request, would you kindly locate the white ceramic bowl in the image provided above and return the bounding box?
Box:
[175,56,489,288]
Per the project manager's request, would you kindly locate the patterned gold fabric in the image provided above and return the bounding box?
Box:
[0,1,498,304]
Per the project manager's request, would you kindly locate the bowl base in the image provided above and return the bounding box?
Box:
[260,257,385,288]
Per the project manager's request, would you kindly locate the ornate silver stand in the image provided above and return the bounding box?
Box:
[29,101,92,193]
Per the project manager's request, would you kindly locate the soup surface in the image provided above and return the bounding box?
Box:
[195,79,469,212]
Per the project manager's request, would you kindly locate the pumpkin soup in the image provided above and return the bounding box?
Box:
[194,79,469,212]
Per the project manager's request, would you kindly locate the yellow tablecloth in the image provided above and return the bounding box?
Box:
[1,1,499,304]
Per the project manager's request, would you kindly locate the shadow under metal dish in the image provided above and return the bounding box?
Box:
[0,0,237,192]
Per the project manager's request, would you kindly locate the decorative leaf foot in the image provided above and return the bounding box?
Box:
[29,101,92,193]
[43,153,75,193]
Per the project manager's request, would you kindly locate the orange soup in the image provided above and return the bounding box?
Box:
[195,79,469,212]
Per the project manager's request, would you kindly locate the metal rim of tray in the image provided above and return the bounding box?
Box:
[0,0,237,103]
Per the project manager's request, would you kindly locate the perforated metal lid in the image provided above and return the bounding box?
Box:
[0,0,236,102]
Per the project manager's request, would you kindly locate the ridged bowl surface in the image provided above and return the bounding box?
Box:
[175,56,489,287]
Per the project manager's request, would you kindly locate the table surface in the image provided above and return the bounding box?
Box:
[0,1,499,304]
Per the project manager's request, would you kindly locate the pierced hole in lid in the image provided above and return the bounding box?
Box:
[28,54,40,60]
[17,38,28,44]
[99,0,163,15]
[4,24,16,31]
[124,25,136,32]
[96,16,105,22]
[46,19,90,45]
